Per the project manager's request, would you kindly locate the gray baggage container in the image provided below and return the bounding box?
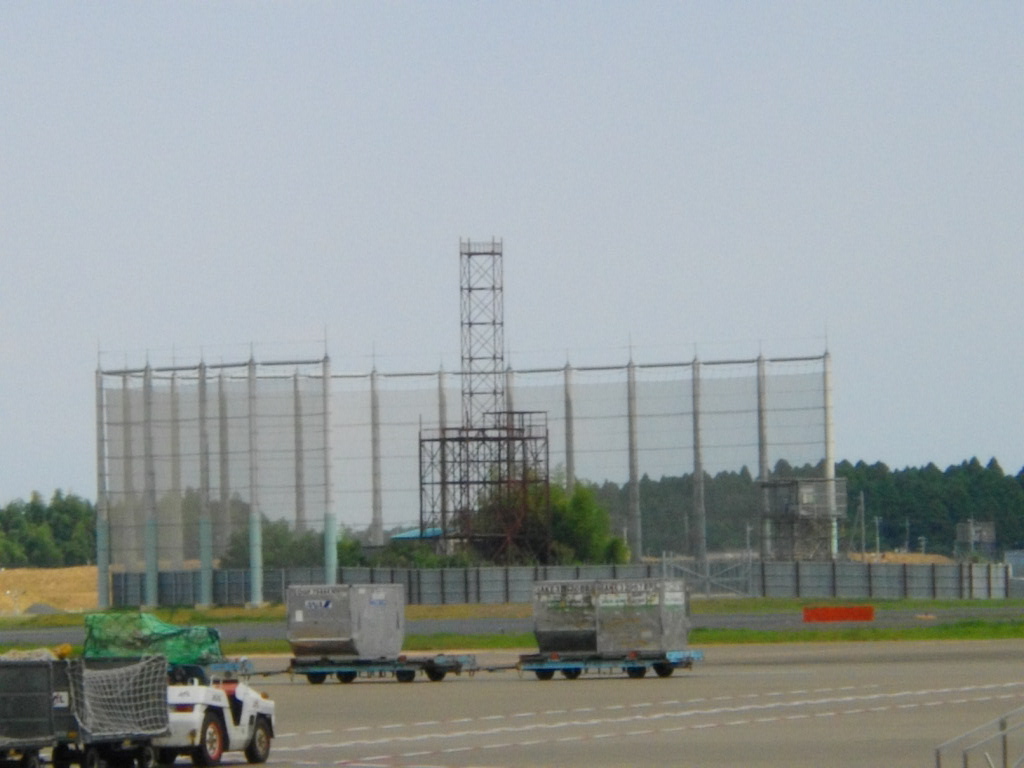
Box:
[533,578,690,654]
[0,659,57,752]
[287,583,405,658]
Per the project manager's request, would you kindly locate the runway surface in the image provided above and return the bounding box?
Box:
[208,639,1024,768]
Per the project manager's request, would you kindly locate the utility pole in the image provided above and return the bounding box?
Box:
[859,492,866,557]
[874,516,881,556]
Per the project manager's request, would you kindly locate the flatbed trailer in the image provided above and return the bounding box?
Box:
[517,649,704,680]
[290,654,478,684]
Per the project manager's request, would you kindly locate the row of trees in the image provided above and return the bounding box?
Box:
[0,484,627,570]
[593,458,1024,558]
[219,484,629,569]
[3,458,1022,567]
[0,491,95,567]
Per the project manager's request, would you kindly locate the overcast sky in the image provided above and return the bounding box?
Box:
[2,2,1021,509]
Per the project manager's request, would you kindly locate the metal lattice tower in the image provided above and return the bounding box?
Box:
[419,238,551,561]
[460,238,505,429]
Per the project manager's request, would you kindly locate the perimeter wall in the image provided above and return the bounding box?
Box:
[110,561,1012,607]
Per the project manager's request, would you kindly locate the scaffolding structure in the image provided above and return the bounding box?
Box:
[419,239,552,560]
[459,238,505,430]
[419,411,550,560]
[760,477,848,561]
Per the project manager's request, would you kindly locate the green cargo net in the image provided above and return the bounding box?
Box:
[83,613,223,665]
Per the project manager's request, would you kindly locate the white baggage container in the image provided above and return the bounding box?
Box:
[532,578,690,654]
[287,584,405,659]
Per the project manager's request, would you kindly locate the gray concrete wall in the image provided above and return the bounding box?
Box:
[113,561,1010,607]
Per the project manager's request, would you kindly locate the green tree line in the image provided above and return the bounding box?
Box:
[0,491,95,566]
[5,457,1022,567]
[592,457,1024,559]
[219,483,628,569]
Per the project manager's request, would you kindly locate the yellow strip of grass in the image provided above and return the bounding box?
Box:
[405,603,532,620]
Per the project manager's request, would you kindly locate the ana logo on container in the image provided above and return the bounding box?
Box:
[304,599,332,610]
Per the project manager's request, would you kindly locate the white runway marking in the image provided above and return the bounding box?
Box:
[273,679,1024,765]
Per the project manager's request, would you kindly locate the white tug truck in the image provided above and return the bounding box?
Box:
[82,613,276,767]
[154,669,275,766]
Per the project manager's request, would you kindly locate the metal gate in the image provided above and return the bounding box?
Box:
[661,554,755,597]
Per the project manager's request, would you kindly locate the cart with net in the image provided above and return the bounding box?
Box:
[1,655,168,768]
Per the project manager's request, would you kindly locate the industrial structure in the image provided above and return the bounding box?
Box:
[95,239,838,607]
[759,477,848,561]
[418,239,552,562]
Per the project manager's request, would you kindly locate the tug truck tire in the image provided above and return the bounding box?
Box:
[244,715,272,764]
[191,711,226,766]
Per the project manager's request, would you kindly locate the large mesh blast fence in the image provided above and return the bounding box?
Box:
[98,352,833,581]
[97,358,330,572]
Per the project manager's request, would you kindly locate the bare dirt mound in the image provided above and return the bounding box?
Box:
[0,565,98,615]
[848,552,954,565]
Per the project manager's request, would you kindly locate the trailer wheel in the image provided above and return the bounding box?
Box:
[243,715,272,764]
[136,744,157,768]
[306,672,327,684]
[155,749,179,767]
[192,711,225,766]
[395,669,416,683]
[52,744,73,768]
[652,662,674,678]
[425,667,446,682]
[19,751,41,768]
[533,669,555,681]
[626,666,647,679]
[336,671,357,683]
[83,746,106,768]
[560,668,582,680]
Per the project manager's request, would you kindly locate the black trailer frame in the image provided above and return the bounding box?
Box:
[289,654,478,684]
[517,649,704,680]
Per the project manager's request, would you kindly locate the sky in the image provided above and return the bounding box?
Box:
[1,2,1022,509]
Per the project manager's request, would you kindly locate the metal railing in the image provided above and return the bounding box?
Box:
[936,705,1024,768]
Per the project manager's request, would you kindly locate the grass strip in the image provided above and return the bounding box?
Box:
[4,597,1024,630]
[225,619,1024,655]
[4,620,1024,657]
[691,618,1024,644]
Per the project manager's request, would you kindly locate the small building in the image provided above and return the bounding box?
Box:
[955,520,996,561]
[761,477,847,561]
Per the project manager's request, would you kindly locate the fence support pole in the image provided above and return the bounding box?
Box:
[143,365,159,607]
[564,363,576,495]
[627,360,642,562]
[95,369,111,610]
[692,358,708,592]
[247,358,264,606]
[757,356,772,560]
[370,369,384,546]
